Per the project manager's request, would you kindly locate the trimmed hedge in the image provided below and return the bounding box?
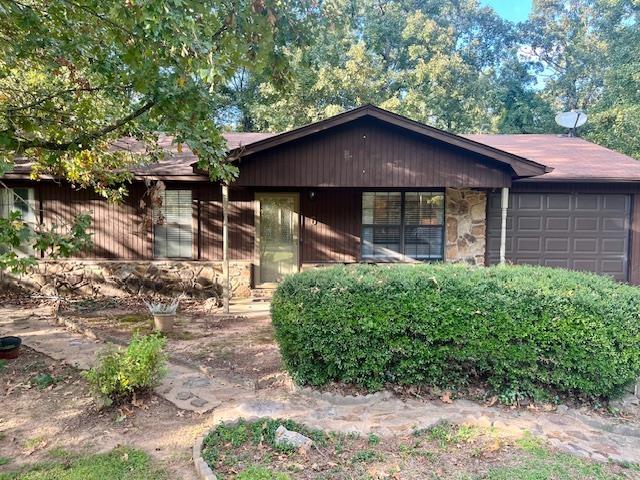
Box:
[271,264,640,401]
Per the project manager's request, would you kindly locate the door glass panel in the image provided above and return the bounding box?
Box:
[258,194,299,284]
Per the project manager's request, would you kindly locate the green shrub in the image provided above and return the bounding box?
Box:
[271,264,640,401]
[84,334,167,405]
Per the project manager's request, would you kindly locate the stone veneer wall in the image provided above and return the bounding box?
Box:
[445,188,487,265]
[1,260,253,299]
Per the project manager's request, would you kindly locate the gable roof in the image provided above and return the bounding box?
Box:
[221,105,551,177]
[5,106,640,183]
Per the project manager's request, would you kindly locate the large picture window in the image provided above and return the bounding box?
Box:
[153,190,193,259]
[361,191,444,261]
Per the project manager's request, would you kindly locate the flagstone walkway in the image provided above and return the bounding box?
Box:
[2,304,640,466]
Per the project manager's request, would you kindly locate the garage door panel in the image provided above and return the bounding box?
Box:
[543,258,570,269]
[517,194,544,209]
[574,217,598,232]
[546,217,570,232]
[517,237,541,253]
[545,238,570,253]
[517,216,543,231]
[572,259,598,272]
[600,259,626,275]
[575,195,599,210]
[603,217,627,231]
[547,194,572,210]
[574,238,598,253]
[602,238,626,254]
[487,193,630,281]
[603,195,628,210]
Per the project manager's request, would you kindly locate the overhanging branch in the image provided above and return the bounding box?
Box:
[13,100,155,152]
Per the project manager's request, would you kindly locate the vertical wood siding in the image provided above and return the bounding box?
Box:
[197,185,255,261]
[22,181,257,261]
[300,189,361,263]
[41,182,150,259]
[233,117,512,188]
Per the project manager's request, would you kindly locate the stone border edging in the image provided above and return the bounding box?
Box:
[297,386,393,405]
[193,435,217,480]
[193,418,262,480]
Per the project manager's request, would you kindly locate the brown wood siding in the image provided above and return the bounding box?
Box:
[300,189,361,263]
[233,118,512,188]
[197,185,255,261]
[40,182,150,259]
[6,180,257,261]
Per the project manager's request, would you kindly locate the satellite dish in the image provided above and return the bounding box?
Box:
[555,110,587,136]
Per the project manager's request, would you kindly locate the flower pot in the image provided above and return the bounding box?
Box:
[153,314,175,333]
[0,336,22,360]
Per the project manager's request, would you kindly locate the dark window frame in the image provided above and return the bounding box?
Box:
[361,190,445,261]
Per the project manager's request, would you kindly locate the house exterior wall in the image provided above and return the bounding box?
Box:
[233,117,512,188]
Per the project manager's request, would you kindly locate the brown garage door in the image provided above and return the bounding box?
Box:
[487,193,631,280]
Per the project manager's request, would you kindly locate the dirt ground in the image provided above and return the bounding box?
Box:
[0,347,211,479]
[58,298,288,390]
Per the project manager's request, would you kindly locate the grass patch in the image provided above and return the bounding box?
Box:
[0,447,165,480]
[0,458,10,467]
[418,421,479,448]
[483,450,625,479]
[201,419,634,480]
[235,466,291,479]
[31,373,56,389]
[0,360,7,373]
[202,418,327,466]
[350,449,384,463]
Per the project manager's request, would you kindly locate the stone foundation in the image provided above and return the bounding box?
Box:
[1,260,253,299]
[445,188,487,265]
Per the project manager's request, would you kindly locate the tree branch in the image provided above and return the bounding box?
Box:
[14,100,155,152]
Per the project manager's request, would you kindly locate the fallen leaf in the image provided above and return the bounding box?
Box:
[440,391,453,404]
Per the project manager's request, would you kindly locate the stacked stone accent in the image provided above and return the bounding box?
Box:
[445,188,487,266]
[1,260,252,299]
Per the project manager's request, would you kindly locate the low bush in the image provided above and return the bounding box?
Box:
[84,334,167,405]
[271,264,640,401]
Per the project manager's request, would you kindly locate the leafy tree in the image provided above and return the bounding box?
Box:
[586,0,640,158]
[523,0,639,157]
[225,0,535,134]
[0,0,309,272]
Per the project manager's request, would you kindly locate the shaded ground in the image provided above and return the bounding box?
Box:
[58,298,288,390]
[201,418,640,479]
[0,347,206,479]
[3,300,640,478]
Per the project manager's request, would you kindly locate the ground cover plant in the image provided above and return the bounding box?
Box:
[0,447,166,480]
[272,264,640,402]
[83,333,167,406]
[200,418,637,479]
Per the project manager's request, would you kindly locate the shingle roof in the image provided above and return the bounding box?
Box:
[464,134,640,182]
[6,132,278,178]
[5,126,640,183]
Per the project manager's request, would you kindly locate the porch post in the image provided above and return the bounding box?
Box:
[222,183,230,314]
[499,187,509,265]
